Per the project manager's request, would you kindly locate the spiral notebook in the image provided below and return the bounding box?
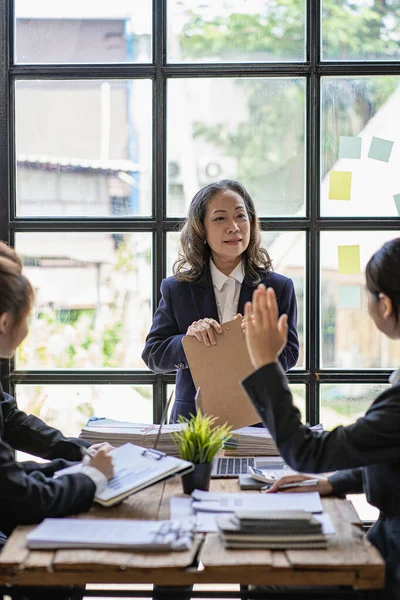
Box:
[27,518,195,551]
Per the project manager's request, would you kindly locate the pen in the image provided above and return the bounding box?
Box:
[80,447,95,460]
[277,479,319,490]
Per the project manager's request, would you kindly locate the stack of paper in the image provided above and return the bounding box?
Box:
[217,510,328,550]
[27,518,195,551]
[79,418,186,455]
[222,424,324,457]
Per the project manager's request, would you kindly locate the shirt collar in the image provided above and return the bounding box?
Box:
[389,368,400,387]
[209,259,245,291]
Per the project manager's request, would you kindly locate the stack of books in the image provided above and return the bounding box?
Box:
[217,509,328,550]
[222,424,324,457]
[79,418,186,455]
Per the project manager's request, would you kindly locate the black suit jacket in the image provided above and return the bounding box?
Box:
[142,269,299,422]
[242,362,400,517]
[0,383,95,536]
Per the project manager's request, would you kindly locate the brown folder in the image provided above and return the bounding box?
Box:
[182,318,260,429]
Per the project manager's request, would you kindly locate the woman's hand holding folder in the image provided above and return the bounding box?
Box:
[265,473,334,495]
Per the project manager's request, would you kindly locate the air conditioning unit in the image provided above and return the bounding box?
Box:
[197,156,237,185]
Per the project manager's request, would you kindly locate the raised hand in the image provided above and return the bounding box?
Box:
[244,284,288,369]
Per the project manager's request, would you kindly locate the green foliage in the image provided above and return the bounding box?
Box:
[172,412,232,464]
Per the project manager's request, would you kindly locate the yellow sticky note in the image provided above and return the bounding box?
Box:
[329,171,352,201]
[338,245,361,275]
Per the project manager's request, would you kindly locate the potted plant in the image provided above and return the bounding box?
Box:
[172,411,232,495]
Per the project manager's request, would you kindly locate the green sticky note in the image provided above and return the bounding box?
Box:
[339,136,361,159]
[338,286,361,309]
[329,171,352,201]
[338,245,361,275]
[368,137,393,163]
[394,194,400,216]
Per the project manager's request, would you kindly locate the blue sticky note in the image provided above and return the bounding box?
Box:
[339,136,361,159]
[338,286,361,309]
[394,194,400,216]
[368,137,393,163]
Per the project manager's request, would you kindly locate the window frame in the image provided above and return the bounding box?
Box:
[0,0,399,425]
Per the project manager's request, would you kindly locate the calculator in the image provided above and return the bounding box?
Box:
[248,466,297,484]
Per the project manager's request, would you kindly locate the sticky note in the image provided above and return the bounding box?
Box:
[394,194,400,216]
[368,136,393,163]
[338,286,361,309]
[338,245,361,274]
[339,136,361,159]
[329,171,352,201]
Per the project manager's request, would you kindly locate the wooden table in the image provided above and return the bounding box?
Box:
[0,479,385,593]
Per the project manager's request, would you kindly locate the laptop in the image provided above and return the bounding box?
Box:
[211,456,286,478]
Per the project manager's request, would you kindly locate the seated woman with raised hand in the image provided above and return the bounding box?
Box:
[142,179,299,423]
[0,244,114,600]
[241,237,400,600]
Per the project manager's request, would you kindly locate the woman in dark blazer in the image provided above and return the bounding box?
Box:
[0,244,114,600]
[142,179,299,422]
[241,238,400,600]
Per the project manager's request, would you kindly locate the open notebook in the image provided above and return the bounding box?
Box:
[27,518,195,551]
[54,442,193,507]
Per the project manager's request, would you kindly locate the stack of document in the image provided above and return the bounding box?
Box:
[27,517,195,551]
[79,418,186,455]
[217,510,328,550]
[222,424,324,457]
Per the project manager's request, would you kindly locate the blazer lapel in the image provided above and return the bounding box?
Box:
[238,279,256,315]
[189,270,219,321]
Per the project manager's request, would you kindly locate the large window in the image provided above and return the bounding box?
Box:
[0,0,399,432]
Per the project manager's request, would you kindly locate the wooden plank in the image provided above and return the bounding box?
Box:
[0,526,34,573]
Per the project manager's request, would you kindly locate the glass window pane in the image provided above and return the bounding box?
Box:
[16,384,153,439]
[320,231,400,369]
[321,77,400,217]
[320,384,389,429]
[167,0,306,63]
[167,230,305,369]
[167,78,305,217]
[15,232,152,370]
[15,1,152,64]
[322,1,400,62]
[168,384,306,424]
[16,80,152,217]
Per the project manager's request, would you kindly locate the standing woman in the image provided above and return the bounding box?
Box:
[242,238,400,600]
[142,179,299,422]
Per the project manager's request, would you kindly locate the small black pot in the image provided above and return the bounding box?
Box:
[181,462,213,495]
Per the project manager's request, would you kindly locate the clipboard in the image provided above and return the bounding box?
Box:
[182,317,260,429]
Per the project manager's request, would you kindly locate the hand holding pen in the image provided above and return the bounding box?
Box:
[263,473,334,495]
[80,445,115,480]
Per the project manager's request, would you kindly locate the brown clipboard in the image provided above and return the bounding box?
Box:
[181,318,260,429]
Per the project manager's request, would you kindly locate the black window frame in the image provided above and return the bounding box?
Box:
[0,0,399,424]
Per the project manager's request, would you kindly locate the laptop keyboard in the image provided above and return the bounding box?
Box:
[211,457,255,477]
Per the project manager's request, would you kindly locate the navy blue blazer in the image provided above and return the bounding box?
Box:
[142,269,299,422]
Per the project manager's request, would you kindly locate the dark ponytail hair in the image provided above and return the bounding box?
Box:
[366,238,400,323]
[0,242,34,327]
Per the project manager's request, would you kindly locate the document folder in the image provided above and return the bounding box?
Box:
[182,317,260,428]
[54,442,193,507]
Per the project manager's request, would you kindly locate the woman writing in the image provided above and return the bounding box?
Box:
[0,246,114,599]
[142,179,299,422]
[242,238,400,600]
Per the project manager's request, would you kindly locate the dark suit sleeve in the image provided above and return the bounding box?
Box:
[1,391,90,461]
[328,468,364,496]
[142,278,188,373]
[0,439,95,536]
[241,362,400,473]
[277,278,299,372]
[19,459,76,476]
